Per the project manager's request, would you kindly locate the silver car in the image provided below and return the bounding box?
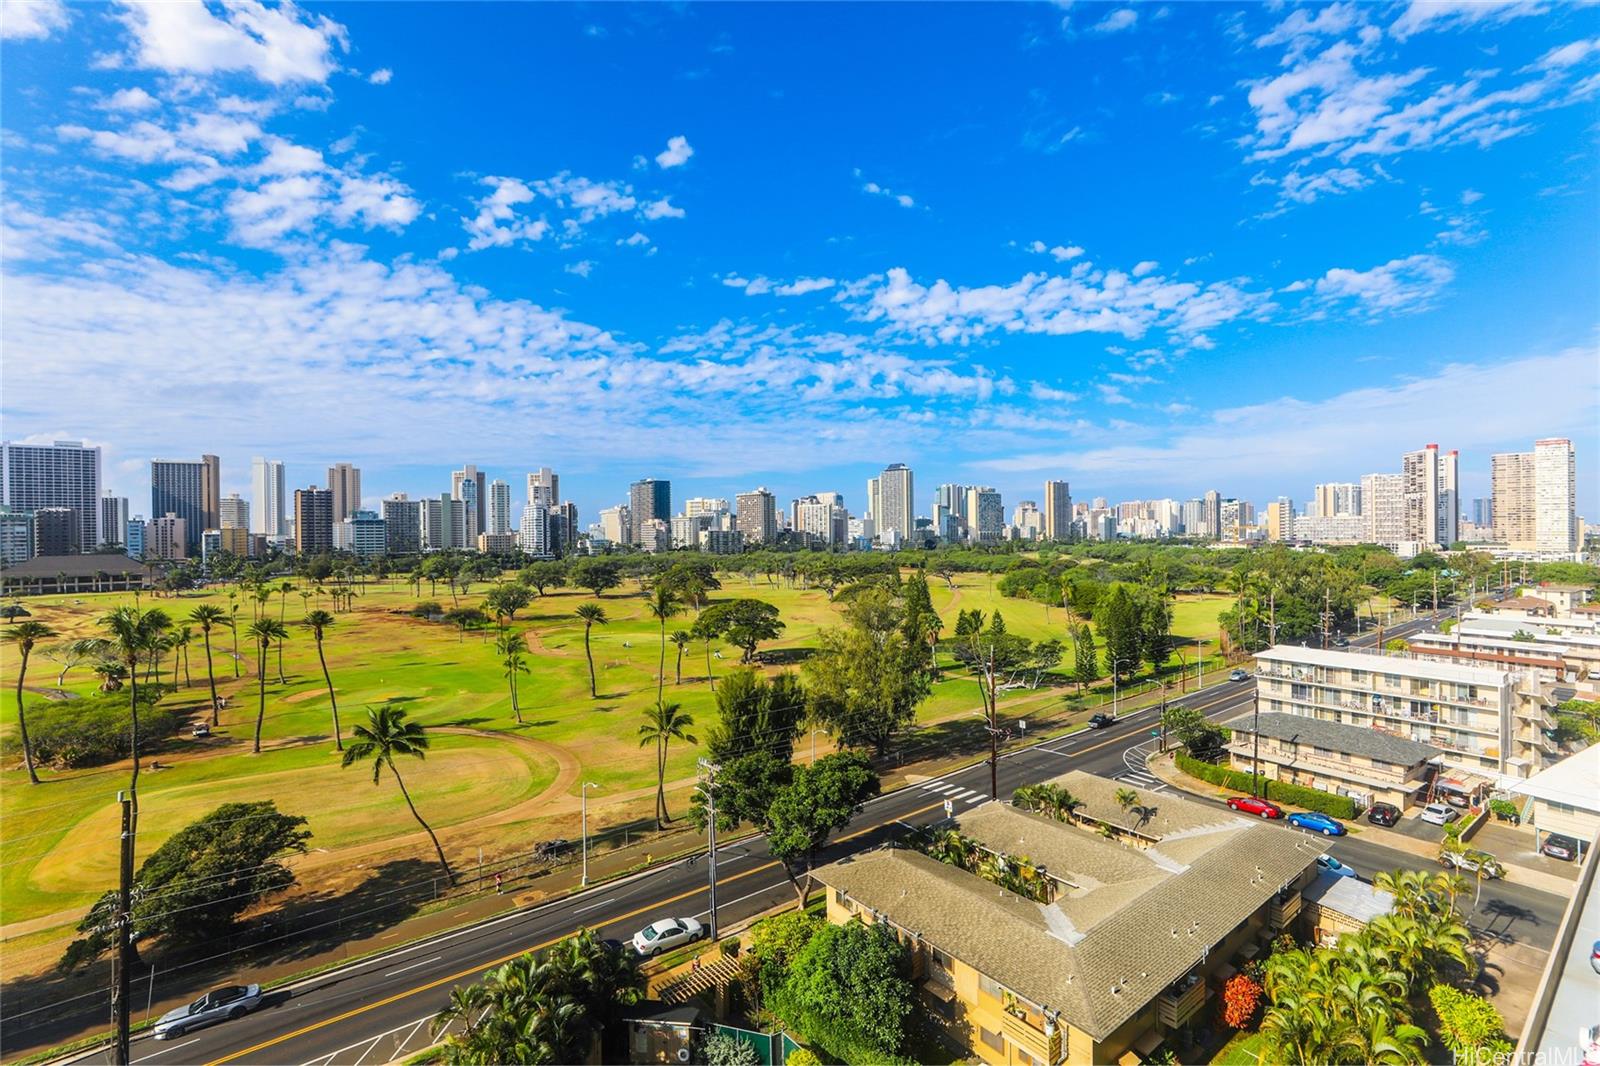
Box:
[153,984,262,1040]
[631,917,705,957]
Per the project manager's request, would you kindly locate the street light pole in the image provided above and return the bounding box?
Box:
[1195,639,1209,690]
[580,782,598,886]
[698,759,721,939]
[1112,658,1133,720]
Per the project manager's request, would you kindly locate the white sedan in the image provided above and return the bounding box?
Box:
[631,917,705,957]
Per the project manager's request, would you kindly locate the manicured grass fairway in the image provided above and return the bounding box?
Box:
[0,573,1228,950]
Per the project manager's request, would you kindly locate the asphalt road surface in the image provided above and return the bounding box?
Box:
[50,611,1563,1066]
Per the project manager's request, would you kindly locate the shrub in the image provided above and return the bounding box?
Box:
[1428,985,1511,1061]
[1175,751,1358,820]
[1222,973,1261,1029]
[2,691,180,769]
[1488,798,1520,823]
[697,1032,762,1066]
[784,1049,820,1066]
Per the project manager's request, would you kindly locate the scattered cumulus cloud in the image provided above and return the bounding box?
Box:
[1308,253,1455,317]
[855,169,916,208]
[368,67,393,85]
[114,0,350,85]
[654,135,694,168]
[1089,8,1138,34]
[1,0,69,40]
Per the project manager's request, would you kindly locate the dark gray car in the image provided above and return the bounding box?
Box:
[152,984,262,1040]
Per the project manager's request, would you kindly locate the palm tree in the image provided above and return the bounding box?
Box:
[342,704,453,883]
[139,608,172,687]
[303,610,343,750]
[669,630,691,684]
[7,621,57,784]
[246,618,287,753]
[100,606,158,792]
[575,604,607,699]
[637,701,696,829]
[227,594,242,677]
[188,605,230,725]
[645,586,681,705]
[277,580,294,623]
[497,630,529,725]
[174,625,194,687]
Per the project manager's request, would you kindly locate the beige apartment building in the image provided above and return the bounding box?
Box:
[1228,712,1443,810]
[815,772,1333,1066]
[1254,646,1555,781]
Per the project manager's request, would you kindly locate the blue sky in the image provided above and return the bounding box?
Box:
[3,0,1597,524]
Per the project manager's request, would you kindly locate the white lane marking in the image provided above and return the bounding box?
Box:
[694,882,791,921]
[349,1033,385,1066]
[919,780,947,791]
[383,954,443,978]
[951,789,979,801]
[134,1039,198,1062]
[963,794,987,804]
[572,896,617,916]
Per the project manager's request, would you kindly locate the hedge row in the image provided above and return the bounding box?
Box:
[1174,751,1360,820]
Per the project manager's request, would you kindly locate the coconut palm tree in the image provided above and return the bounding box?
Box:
[303,610,343,750]
[100,606,159,791]
[277,580,294,623]
[669,630,691,684]
[637,701,696,828]
[246,618,288,753]
[227,595,242,677]
[645,586,681,705]
[188,605,230,725]
[575,604,607,699]
[496,630,529,725]
[7,621,57,784]
[137,608,172,687]
[342,704,453,884]
[173,625,194,687]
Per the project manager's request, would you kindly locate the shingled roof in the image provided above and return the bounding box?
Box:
[1234,712,1443,766]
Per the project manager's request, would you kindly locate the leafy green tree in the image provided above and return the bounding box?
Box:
[1162,704,1227,760]
[638,701,696,828]
[302,609,342,749]
[342,704,454,884]
[804,588,927,754]
[704,667,804,764]
[64,801,309,968]
[568,558,622,598]
[739,911,822,1011]
[1132,586,1174,672]
[246,618,287,753]
[100,606,160,790]
[519,560,567,595]
[768,751,879,904]
[6,621,56,784]
[575,603,607,698]
[690,750,792,834]
[442,606,487,641]
[483,582,532,623]
[775,918,912,1061]
[497,630,530,724]
[1094,585,1142,680]
[1072,622,1099,691]
[670,629,691,683]
[659,560,721,612]
[900,570,941,670]
[1428,985,1511,1062]
[699,598,786,664]
[188,605,229,726]
[646,585,682,704]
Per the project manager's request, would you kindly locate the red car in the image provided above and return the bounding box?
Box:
[1227,796,1284,819]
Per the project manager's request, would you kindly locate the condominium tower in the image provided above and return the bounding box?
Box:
[151,455,219,552]
[735,487,777,544]
[1,440,103,551]
[868,463,914,544]
[327,462,362,521]
[1043,480,1072,541]
[629,479,671,547]
[294,486,335,554]
[251,457,287,537]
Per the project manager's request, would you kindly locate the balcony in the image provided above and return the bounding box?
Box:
[1000,1009,1061,1064]
[1157,974,1207,1029]
[1270,891,1302,931]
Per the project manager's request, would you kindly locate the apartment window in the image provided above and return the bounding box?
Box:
[979,1027,1005,1052]
[979,974,1004,1001]
[1350,670,1365,683]
[1014,1049,1043,1066]
[1292,684,1311,701]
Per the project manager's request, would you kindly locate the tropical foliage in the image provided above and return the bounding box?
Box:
[341,704,454,883]
[768,918,913,1065]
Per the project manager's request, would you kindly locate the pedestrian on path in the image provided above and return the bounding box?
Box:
[495,873,503,894]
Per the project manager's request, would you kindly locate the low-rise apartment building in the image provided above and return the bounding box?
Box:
[815,772,1332,1066]
[1227,711,1443,810]
[1255,645,1555,780]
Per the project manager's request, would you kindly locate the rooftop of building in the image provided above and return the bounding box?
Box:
[1256,644,1512,686]
[815,772,1327,1042]
[1233,712,1444,765]
[1495,596,1558,611]
[0,553,156,579]
[1505,744,1600,815]
[1531,584,1594,593]
[1302,867,1396,925]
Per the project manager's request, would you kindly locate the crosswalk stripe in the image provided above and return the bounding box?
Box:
[963,794,987,804]
[952,788,979,800]
[931,783,960,794]
[919,781,945,791]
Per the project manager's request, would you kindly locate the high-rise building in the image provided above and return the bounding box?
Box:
[1012,500,1044,541]
[1043,480,1072,541]
[148,513,188,561]
[1534,438,1577,555]
[1312,482,1361,518]
[327,462,362,522]
[2,440,102,551]
[966,486,1004,544]
[99,494,129,548]
[870,463,915,544]
[124,516,145,560]
[32,507,77,556]
[294,487,334,555]
[451,464,486,542]
[1491,451,1535,547]
[1361,473,1405,548]
[218,493,249,530]
[735,488,778,544]
[638,517,670,553]
[0,506,34,565]
[335,510,387,557]
[793,494,848,545]
[552,501,579,555]
[526,467,559,509]
[423,494,467,551]
[518,503,552,556]
[1471,497,1493,528]
[381,494,423,554]
[1401,444,1458,547]
[628,479,671,547]
[251,457,287,537]
[1202,489,1222,540]
[684,497,731,519]
[151,457,216,553]
[1265,498,1295,542]
[487,479,512,536]
[598,505,630,545]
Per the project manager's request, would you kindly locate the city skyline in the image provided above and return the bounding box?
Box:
[3,3,1597,517]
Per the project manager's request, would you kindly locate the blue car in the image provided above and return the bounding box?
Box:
[1316,854,1357,879]
[1288,812,1347,836]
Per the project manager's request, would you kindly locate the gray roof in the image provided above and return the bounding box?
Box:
[816,777,1328,1041]
[0,553,155,579]
[955,802,1168,889]
[1302,868,1395,924]
[1038,769,1244,839]
[1236,712,1442,766]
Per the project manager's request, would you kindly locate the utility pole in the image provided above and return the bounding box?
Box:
[698,759,720,940]
[1321,587,1331,649]
[1432,569,1439,613]
[1251,686,1262,800]
[112,790,134,1065]
[985,646,1001,800]
[1268,590,1277,647]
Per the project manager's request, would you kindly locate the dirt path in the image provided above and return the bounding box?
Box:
[521,626,579,658]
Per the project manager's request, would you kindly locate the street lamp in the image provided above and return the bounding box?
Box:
[580,782,599,886]
[1194,639,1209,690]
[810,728,827,764]
[1112,659,1134,720]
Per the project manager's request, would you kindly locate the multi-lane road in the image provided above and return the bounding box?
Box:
[48,611,1564,1066]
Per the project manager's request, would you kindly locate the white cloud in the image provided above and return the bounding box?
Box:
[1389,0,1545,41]
[1530,37,1600,71]
[725,275,837,297]
[1096,383,1132,404]
[565,260,595,277]
[1459,189,1483,205]
[1,0,69,39]
[1254,3,1359,51]
[100,86,159,112]
[1131,260,1159,277]
[618,232,651,247]
[1026,240,1084,262]
[654,135,694,168]
[1310,253,1454,316]
[1089,8,1138,34]
[641,197,686,220]
[368,67,393,85]
[464,176,546,251]
[1030,383,1079,403]
[1277,166,1369,204]
[857,171,917,209]
[115,0,350,86]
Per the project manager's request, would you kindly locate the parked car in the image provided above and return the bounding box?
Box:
[1440,849,1505,879]
[1087,713,1114,729]
[1287,812,1347,836]
[1316,854,1357,879]
[1366,802,1400,827]
[191,723,211,738]
[1542,833,1582,861]
[1419,803,1459,826]
[1590,939,1600,976]
[533,838,572,861]
[1226,796,1284,819]
[1441,789,1473,809]
[1332,635,1349,648]
[631,917,705,957]
[1228,669,1249,682]
[153,984,262,1040]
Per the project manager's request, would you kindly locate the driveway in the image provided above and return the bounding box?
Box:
[1474,821,1581,882]
[1386,809,1454,846]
